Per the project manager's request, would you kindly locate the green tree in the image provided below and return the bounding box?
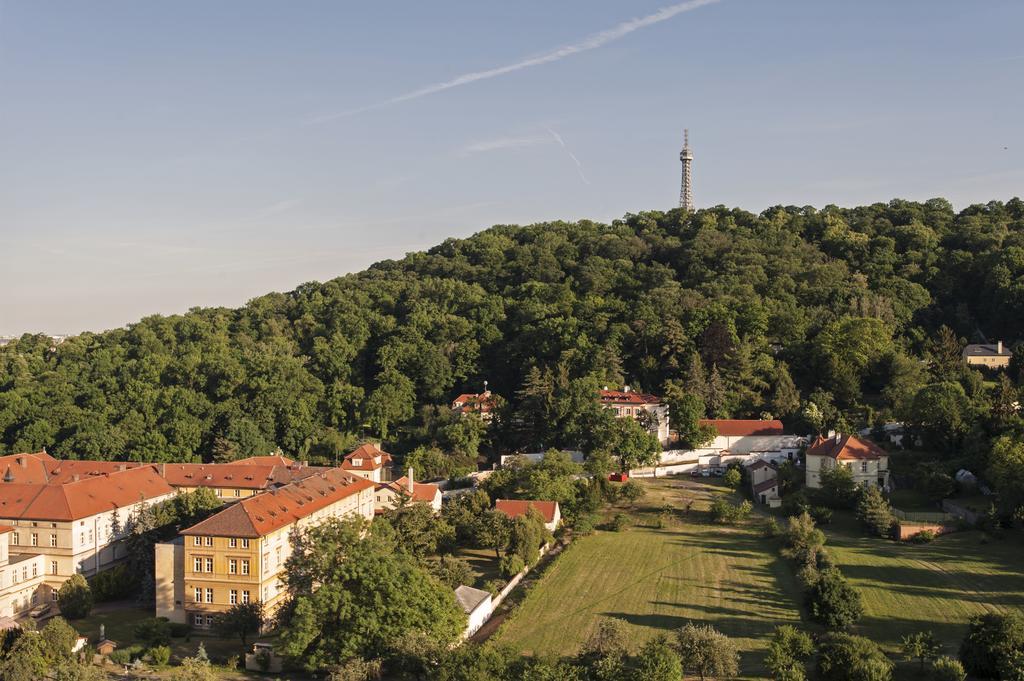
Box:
[856,486,895,538]
[987,436,1024,516]
[278,516,465,668]
[765,625,814,681]
[431,555,474,589]
[723,468,742,489]
[819,466,858,509]
[901,631,941,673]
[214,601,264,647]
[781,512,826,567]
[676,622,739,680]
[474,509,514,559]
[663,383,715,449]
[612,416,660,473]
[959,613,1024,680]
[168,654,218,681]
[772,362,802,418]
[629,636,683,681]
[620,480,646,504]
[815,633,893,681]
[904,382,973,453]
[386,502,456,558]
[57,574,94,620]
[807,568,863,630]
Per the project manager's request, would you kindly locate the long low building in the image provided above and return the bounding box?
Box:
[155,468,376,628]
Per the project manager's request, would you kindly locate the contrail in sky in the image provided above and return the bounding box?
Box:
[307,0,720,123]
[546,128,590,185]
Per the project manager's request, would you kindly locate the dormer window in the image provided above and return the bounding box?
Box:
[352,458,362,466]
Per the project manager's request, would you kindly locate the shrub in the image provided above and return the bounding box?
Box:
[432,555,475,589]
[57,573,94,620]
[483,579,505,596]
[133,617,172,647]
[816,633,893,681]
[608,513,630,532]
[723,468,742,489]
[810,506,834,525]
[169,622,191,638]
[89,564,138,602]
[711,497,753,524]
[856,486,896,538]
[499,554,526,578]
[676,622,740,680]
[620,480,645,504]
[910,529,936,544]
[959,612,1024,679]
[930,656,966,681]
[765,625,814,681]
[763,517,781,538]
[109,645,145,665]
[574,514,597,536]
[149,645,172,666]
[807,568,863,630]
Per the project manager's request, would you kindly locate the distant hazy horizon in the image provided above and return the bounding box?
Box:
[3,1,1022,335]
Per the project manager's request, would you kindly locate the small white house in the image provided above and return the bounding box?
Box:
[494,500,561,532]
[455,585,493,639]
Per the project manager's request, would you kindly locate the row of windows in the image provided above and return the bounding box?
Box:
[193,587,250,604]
[191,536,250,548]
[191,556,251,575]
[12,532,60,547]
[5,563,39,586]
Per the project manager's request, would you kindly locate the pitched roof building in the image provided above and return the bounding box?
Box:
[598,387,670,445]
[805,433,889,490]
[452,390,498,421]
[963,341,1012,369]
[340,444,393,483]
[494,499,561,531]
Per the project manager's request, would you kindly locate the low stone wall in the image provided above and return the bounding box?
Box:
[492,543,550,609]
[897,521,955,541]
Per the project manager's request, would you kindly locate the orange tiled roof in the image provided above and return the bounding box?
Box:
[806,434,886,461]
[598,389,661,405]
[699,419,785,437]
[452,391,497,414]
[227,454,295,466]
[181,468,374,538]
[341,444,392,471]
[0,466,174,521]
[495,499,559,524]
[158,462,327,490]
[380,478,440,504]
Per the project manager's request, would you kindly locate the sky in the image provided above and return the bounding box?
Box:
[2,0,1023,335]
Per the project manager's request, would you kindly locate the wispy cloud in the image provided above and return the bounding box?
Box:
[546,127,590,185]
[307,0,720,123]
[461,134,550,155]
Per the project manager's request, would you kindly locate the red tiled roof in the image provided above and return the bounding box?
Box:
[341,444,392,471]
[806,434,886,461]
[0,525,13,534]
[181,468,374,538]
[699,419,785,437]
[452,391,497,414]
[227,455,295,466]
[382,478,440,504]
[598,389,661,405]
[495,499,559,524]
[158,462,327,490]
[0,466,174,521]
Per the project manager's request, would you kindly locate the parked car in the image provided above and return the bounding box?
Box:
[690,469,702,477]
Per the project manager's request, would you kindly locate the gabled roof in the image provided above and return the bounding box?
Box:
[746,459,773,471]
[753,478,779,495]
[806,434,886,461]
[454,585,491,614]
[452,391,498,415]
[181,468,374,538]
[378,478,440,504]
[598,389,661,405]
[495,499,559,524]
[0,466,174,521]
[341,444,392,471]
[699,419,785,437]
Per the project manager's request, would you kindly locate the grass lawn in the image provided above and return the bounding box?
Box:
[453,546,502,589]
[888,488,938,512]
[495,478,804,675]
[823,520,1024,653]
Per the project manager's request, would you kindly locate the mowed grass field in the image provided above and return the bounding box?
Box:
[496,477,1024,674]
[825,521,1024,652]
[495,478,804,673]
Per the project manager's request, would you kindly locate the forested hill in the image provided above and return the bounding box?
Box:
[2,198,1023,464]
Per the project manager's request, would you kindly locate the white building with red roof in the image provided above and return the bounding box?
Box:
[340,444,393,483]
[373,468,442,514]
[598,387,670,445]
[452,389,498,422]
[805,433,889,490]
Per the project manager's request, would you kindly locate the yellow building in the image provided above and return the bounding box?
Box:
[156,468,375,628]
[963,341,1012,370]
[805,433,889,490]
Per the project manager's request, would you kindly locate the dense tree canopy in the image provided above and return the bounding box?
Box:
[1,200,1022,465]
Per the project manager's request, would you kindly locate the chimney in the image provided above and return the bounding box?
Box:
[406,467,414,494]
[998,340,1003,354]
[72,474,80,482]
[623,385,631,393]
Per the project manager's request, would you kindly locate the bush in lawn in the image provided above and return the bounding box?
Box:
[608,513,629,532]
[629,636,683,681]
[910,529,936,544]
[133,617,172,647]
[109,645,145,665]
[499,554,526,578]
[781,512,826,568]
[856,485,896,538]
[57,573,94,619]
[763,517,781,538]
[807,568,863,630]
[930,656,966,681]
[710,497,752,524]
[782,490,811,517]
[816,633,893,681]
[959,612,1024,680]
[723,468,742,490]
[573,514,596,536]
[149,645,172,666]
[810,506,833,525]
[619,480,645,504]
